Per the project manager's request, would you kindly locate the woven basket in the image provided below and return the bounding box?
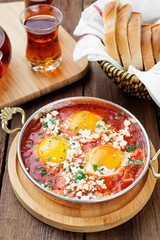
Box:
[99,60,151,99]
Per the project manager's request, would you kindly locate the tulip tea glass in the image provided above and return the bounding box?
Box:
[20,5,62,72]
[0,27,11,78]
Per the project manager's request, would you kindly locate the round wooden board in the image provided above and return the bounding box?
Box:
[8,134,158,233]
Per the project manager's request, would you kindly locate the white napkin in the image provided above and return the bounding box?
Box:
[73,0,160,107]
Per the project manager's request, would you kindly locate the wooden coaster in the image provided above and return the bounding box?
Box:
[0,2,88,110]
[8,134,158,232]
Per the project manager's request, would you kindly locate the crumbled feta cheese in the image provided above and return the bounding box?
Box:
[51,110,59,116]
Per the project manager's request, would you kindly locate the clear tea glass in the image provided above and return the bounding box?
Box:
[0,27,11,78]
[24,0,54,8]
[20,4,62,72]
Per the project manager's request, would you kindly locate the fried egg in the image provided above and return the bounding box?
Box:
[66,110,102,133]
[85,145,129,176]
[37,136,70,163]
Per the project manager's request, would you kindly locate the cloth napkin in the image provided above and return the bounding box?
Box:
[73,0,160,107]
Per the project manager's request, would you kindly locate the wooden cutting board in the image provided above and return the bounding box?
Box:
[0,2,88,110]
[8,134,158,232]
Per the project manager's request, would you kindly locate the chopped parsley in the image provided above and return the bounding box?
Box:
[49,118,56,123]
[76,133,79,136]
[46,157,52,161]
[68,166,72,172]
[75,126,79,130]
[35,158,39,162]
[135,159,143,165]
[58,119,62,124]
[38,132,44,136]
[79,165,84,169]
[93,164,98,172]
[85,191,88,194]
[42,171,48,175]
[126,145,135,152]
[44,184,52,190]
[43,122,48,128]
[98,178,103,180]
[92,143,96,146]
[102,118,108,122]
[30,145,34,148]
[58,129,62,135]
[36,179,44,182]
[115,116,119,120]
[68,189,72,193]
[74,171,87,182]
[63,148,66,153]
[136,141,141,148]
[128,158,134,165]
[38,167,44,171]
[95,124,101,128]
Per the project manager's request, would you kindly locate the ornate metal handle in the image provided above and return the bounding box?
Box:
[0,107,25,134]
[150,149,160,179]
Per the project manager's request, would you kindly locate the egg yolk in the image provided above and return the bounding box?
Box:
[66,110,102,133]
[37,136,69,163]
[85,145,125,170]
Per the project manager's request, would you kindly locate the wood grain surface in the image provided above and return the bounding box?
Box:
[0,0,160,239]
[0,2,88,110]
[8,135,158,233]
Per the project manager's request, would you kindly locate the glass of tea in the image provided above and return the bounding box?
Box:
[24,0,54,8]
[20,4,62,72]
[0,27,11,78]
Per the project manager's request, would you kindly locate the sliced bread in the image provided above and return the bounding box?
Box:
[128,12,143,70]
[151,24,160,63]
[116,4,132,70]
[141,25,155,71]
[103,0,121,65]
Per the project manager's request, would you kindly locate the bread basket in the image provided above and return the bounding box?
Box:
[99,59,151,100]
[98,60,151,99]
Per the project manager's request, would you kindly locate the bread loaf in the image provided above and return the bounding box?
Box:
[116,4,132,70]
[128,12,143,70]
[103,0,121,65]
[151,24,160,63]
[141,25,155,71]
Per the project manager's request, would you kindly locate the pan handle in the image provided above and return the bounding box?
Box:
[0,107,25,134]
[150,149,160,179]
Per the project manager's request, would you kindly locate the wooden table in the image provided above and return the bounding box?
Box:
[0,0,160,239]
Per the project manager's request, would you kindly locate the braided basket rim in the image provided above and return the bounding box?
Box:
[98,60,151,100]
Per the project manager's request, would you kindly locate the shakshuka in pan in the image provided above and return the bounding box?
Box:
[21,100,146,200]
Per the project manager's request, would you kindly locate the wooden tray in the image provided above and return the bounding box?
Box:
[0,2,88,110]
[8,134,158,232]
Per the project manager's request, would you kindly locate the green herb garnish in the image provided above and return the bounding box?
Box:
[35,158,39,162]
[43,122,48,128]
[93,164,98,172]
[126,145,135,152]
[135,159,143,165]
[136,141,141,148]
[102,118,108,122]
[44,184,52,190]
[73,171,87,182]
[58,129,62,135]
[38,132,44,136]
[38,167,44,171]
